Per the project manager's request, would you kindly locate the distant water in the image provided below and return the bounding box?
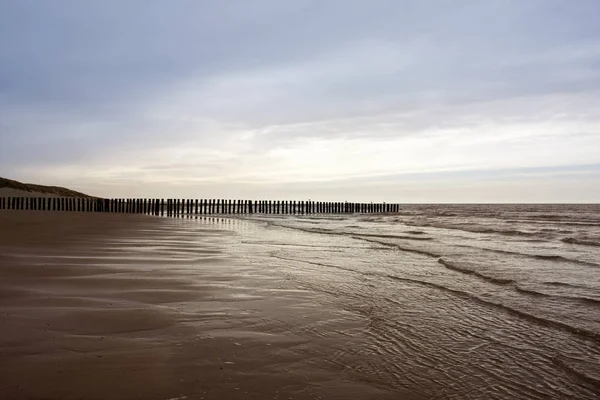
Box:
[195,205,600,398]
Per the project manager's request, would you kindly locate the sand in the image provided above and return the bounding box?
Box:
[0,211,404,400]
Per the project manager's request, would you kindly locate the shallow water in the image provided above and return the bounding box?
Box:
[199,204,600,399]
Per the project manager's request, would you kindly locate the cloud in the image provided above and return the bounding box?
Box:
[1,0,600,201]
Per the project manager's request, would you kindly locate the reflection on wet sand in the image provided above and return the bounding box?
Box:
[0,212,403,400]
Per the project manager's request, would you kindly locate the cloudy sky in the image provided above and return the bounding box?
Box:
[1,1,600,202]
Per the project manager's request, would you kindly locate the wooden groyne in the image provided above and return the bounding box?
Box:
[0,197,400,216]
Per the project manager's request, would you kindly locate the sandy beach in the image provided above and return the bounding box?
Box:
[0,211,402,400]
[2,206,600,399]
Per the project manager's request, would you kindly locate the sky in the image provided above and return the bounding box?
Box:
[1,0,600,202]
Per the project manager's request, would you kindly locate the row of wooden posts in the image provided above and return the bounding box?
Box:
[0,197,400,215]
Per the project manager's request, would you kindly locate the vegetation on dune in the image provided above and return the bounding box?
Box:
[0,177,94,198]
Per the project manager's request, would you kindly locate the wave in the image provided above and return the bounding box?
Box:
[437,258,515,285]
[562,237,600,247]
[269,248,600,343]
[404,222,538,238]
[438,259,600,305]
[514,286,600,306]
[544,281,592,290]
[352,233,433,241]
[354,237,440,258]
[384,275,600,342]
[552,356,600,390]
[451,244,600,268]
[531,254,600,268]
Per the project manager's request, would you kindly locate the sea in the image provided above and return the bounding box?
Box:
[187,204,600,399]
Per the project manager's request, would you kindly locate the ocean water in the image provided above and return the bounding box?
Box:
[203,204,599,399]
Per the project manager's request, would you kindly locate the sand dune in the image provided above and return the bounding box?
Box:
[0,176,93,198]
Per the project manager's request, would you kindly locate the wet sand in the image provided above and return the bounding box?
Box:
[0,212,404,400]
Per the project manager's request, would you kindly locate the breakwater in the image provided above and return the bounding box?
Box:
[0,197,399,215]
